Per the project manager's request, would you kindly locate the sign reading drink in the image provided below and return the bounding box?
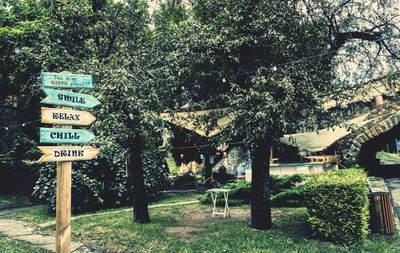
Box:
[41,107,96,126]
[37,146,99,163]
[40,128,95,144]
[41,72,93,89]
[41,88,100,108]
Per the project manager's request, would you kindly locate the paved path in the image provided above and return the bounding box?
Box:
[0,218,96,252]
[385,178,400,221]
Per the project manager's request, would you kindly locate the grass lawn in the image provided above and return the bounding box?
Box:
[0,237,50,253]
[0,193,202,226]
[66,206,400,253]
[0,194,30,209]
[2,194,400,253]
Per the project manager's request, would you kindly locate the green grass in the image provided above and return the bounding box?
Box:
[0,193,202,226]
[2,194,400,253]
[0,194,30,209]
[0,206,54,226]
[0,237,50,253]
[153,193,202,205]
[66,207,400,253]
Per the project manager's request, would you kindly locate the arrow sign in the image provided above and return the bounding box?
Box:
[40,128,95,144]
[41,107,96,126]
[37,146,99,163]
[41,72,93,89]
[41,88,100,108]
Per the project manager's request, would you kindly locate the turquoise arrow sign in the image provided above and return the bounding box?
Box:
[41,88,100,108]
[41,72,93,89]
[40,128,95,144]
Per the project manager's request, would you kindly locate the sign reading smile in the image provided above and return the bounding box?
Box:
[41,88,100,109]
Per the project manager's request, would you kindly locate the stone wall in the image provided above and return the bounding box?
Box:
[335,101,400,165]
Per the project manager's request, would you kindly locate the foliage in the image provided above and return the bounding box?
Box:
[32,150,169,215]
[32,163,103,215]
[142,150,170,193]
[304,168,369,245]
[200,175,306,207]
[165,155,179,174]
[1,0,176,215]
[271,185,305,207]
[376,151,400,161]
[170,171,198,189]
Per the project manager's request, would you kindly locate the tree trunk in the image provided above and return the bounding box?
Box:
[250,138,273,230]
[204,151,212,186]
[127,132,150,224]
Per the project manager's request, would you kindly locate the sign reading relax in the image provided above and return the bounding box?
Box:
[41,107,96,126]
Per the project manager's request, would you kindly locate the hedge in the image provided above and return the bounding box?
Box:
[304,168,369,245]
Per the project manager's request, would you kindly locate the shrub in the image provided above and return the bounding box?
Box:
[32,163,103,215]
[271,185,305,207]
[200,175,306,207]
[303,168,369,245]
[33,148,169,215]
[170,171,198,189]
[270,174,306,195]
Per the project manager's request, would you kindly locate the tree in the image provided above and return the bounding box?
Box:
[2,0,175,222]
[162,0,399,229]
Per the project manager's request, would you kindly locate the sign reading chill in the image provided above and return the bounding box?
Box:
[40,128,95,144]
[37,72,100,163]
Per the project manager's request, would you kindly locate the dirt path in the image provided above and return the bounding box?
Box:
[164,204,284,241]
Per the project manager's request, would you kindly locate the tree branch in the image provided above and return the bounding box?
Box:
[333,31,382,50]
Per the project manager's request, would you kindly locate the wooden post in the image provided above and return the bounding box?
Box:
[56,86,72,252]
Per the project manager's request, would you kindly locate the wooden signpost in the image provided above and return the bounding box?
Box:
[41,88,100,108]
[37,146,100,163]
[41,72,93,89]
[41,107,96,126]
[40,128,95,144]
[37,71,99,253]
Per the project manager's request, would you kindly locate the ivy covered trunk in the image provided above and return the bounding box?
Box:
[128,132,150,224]
[251,138,272,230]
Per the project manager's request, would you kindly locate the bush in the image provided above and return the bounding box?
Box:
[303,168,369,245]
[271,185,305,207]
[200,175,306,207]
[33,148,169,215]
[170,171,198,189]
[270,174,306,195]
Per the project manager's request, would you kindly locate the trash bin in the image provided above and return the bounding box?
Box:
[369,192,395,234]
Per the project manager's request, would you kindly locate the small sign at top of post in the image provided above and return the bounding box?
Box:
[41,72,93,89]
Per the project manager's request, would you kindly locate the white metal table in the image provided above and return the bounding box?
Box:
[207,188,231,218]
